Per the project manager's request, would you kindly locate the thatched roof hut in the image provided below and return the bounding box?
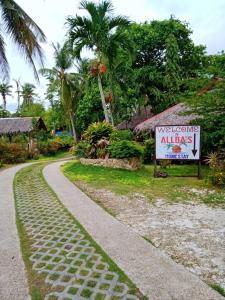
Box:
[0,117,46,135]
[135,103,198,132]
[117,106,153,130]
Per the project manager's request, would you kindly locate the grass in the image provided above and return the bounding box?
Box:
[62,161,224,205]
[28,150,72,162]
[210,284,225,297]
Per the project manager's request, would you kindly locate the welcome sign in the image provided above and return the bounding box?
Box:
[155,125,201,160]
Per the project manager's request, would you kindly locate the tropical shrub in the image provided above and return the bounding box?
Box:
[108,140,144,159]
[83,121,114,144]
[0,142,28,163]
[110,130,134,141]
[75,141,93,158]
[205,151,225,186]
[54,132,74,148]
[143,138,155,163]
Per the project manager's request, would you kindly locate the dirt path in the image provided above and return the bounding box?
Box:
[76,181,225,291]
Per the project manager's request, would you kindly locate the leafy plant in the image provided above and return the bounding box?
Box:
[75,142,93,158]
[143,138,155,164]
[0,142,28,163]
[205,151,225,186]
[108,140,144,159]
[83,121,114,144]
[110,130,134,142]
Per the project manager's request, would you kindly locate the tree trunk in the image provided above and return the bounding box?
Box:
[69,110,77,143]
[3,95,6,111]
[97,74,110,123]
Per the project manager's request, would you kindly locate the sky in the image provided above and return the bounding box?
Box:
[5,0,225,111]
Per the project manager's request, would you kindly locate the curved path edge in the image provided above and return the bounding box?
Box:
[0,164,31,300]
[43,160,224,300]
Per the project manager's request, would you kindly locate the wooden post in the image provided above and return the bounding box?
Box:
[154,158,157,177]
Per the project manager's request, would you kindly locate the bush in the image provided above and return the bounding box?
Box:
[110,130,134,142]
[75,142,93,158]
[0,142,28,163]
[108,140,144,159]
[205,151,225,186]
[143,138,155,164]
[54,132,74,148]
[83,121,114,144]
[38,140,61,156]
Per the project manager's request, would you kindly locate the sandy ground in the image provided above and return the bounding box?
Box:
[76,181,225,290]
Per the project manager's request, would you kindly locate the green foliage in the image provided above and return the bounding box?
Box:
[143,138,155,164]
[205,151,225,186]
[44,101,67,131]
[0,142,28,163]
[54,133,74,148]
[20,102,45,117]
[75,83,104,135]
[108,140,144,159]
[0,105,10,117]
[186,81,225,155]
[75,141,92,158]
[210,284,225,297]
[83,121,114,144]
[121,18,206,113]
[110,130,134,141]
[38,140,62,156]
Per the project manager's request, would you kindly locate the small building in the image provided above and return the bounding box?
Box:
[135,103,198,133]
[0,117,46,150]
[117,106,153,130]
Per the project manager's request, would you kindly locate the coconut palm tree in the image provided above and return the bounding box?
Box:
[0,0,46,79]
[40,43,80,142]
[21,83,36,109]
[13,78,22,111]
[0,82,12,110]
[66,0,130,124]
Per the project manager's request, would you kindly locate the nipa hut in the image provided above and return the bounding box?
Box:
[117,106,153,130]
[135,103,198,133]
[0,117,46,150]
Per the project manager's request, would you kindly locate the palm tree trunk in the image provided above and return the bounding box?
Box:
[3,95,6,111]
[69,110,77,143]
[97,74,110,123]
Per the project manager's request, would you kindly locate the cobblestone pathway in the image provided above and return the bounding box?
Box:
[14,164,139,300]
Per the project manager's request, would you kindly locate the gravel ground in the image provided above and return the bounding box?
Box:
[76,181,225,291]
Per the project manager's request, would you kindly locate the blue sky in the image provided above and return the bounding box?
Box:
[4,0,225,111]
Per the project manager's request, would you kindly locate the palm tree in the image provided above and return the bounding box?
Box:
[13,78,22,111]
[66,0,130,123]
[40,43,79,142]
[21,83,36,109]
[0,0,46,79]
[0,82,12,110]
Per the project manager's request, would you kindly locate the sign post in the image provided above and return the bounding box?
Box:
[154,125,201,178]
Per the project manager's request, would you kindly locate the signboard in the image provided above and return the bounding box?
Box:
[155,125,200,160]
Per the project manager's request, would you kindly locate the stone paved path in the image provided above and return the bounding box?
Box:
[14,164,139,300]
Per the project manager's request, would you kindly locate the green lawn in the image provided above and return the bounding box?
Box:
[29,150,72,162]
[62,161,225,206]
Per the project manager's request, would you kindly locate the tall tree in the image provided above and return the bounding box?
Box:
[13,78,22,111]
[21,83,36,109]
[0,82,12,110]
[67,0,130,123]
[0,0,46,79]
[40,43,79,142]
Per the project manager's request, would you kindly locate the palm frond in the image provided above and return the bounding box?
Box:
[108,16,130,31]
[0,0,46,80]
[0,31,9,80]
